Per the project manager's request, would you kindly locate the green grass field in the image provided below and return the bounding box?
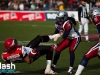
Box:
[0,21,99,75]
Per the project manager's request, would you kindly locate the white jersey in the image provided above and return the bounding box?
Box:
[79,5,87,18]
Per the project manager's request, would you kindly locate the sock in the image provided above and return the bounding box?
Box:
[70,52,75,67]
[75,65,85,75]
[80,55,89,67]
[85,35,89,41]
[52,51,61,65]
[75,56,89,75]
[46,60,51,69]
[84,32,89,41]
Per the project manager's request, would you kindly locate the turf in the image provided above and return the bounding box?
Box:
[0,21,99,75]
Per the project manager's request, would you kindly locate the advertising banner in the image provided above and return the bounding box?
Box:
[45,11,58,20]
[20,12,46,21]
[45,11,78,21]
[0,11,10,21]
[0,11,78,21]
[0,11,46,21]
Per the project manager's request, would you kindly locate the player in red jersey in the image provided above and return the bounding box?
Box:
[50,10,81,75]
[75,7,100,75]
[1,35,57,75]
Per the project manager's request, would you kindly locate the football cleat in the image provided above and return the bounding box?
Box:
[75,74,80,75]
[66,69,73,75]
[45,68,58,75]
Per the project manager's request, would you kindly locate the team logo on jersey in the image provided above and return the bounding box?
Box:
[7,54,20,60]
[0,62,16,73]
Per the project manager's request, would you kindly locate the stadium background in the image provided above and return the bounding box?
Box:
[0,0,100,75]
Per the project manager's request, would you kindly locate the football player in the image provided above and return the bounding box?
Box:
[75,7,100,75]
[1,35,57,75]
[50,10,81,74]
[41,10,76,42]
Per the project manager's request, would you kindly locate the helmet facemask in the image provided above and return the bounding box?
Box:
[90,7,100,17]
[56,10,68,24]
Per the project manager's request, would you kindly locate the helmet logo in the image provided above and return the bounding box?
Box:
[11,40,15,46]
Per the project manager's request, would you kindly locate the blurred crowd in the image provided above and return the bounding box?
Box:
[0,0,99,11]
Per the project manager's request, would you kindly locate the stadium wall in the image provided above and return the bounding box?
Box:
[0,11,78,21]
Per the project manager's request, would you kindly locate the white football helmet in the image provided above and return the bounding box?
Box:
[90,7,100,16]
[56,10,68,24]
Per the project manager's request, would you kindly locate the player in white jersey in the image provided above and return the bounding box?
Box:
[50,10,81,75]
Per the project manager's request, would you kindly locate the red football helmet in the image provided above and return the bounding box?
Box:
[4,38,18,52]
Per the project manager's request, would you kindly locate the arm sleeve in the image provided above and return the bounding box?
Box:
[62,30,70,39]
[1,53,6,61]
[78,7,82,21]
[62,21,72,39]
[1,53,10,63]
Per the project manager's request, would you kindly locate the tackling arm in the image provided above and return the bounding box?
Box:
[54,21,72,46]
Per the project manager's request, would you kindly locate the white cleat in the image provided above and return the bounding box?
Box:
[45,68,58,75]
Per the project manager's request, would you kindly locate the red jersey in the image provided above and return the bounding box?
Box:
[93,14,100,35]
[1,45,28,62]
[93,14,100,26]
[62,20,80,39]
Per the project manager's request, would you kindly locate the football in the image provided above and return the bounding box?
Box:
[29,50,37,58]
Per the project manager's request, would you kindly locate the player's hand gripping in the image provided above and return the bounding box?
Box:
[51,44,57,50]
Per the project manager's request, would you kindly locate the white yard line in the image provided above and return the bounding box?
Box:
[18,24,54,28]
[0,41,54,45]
[31,25,54,28]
